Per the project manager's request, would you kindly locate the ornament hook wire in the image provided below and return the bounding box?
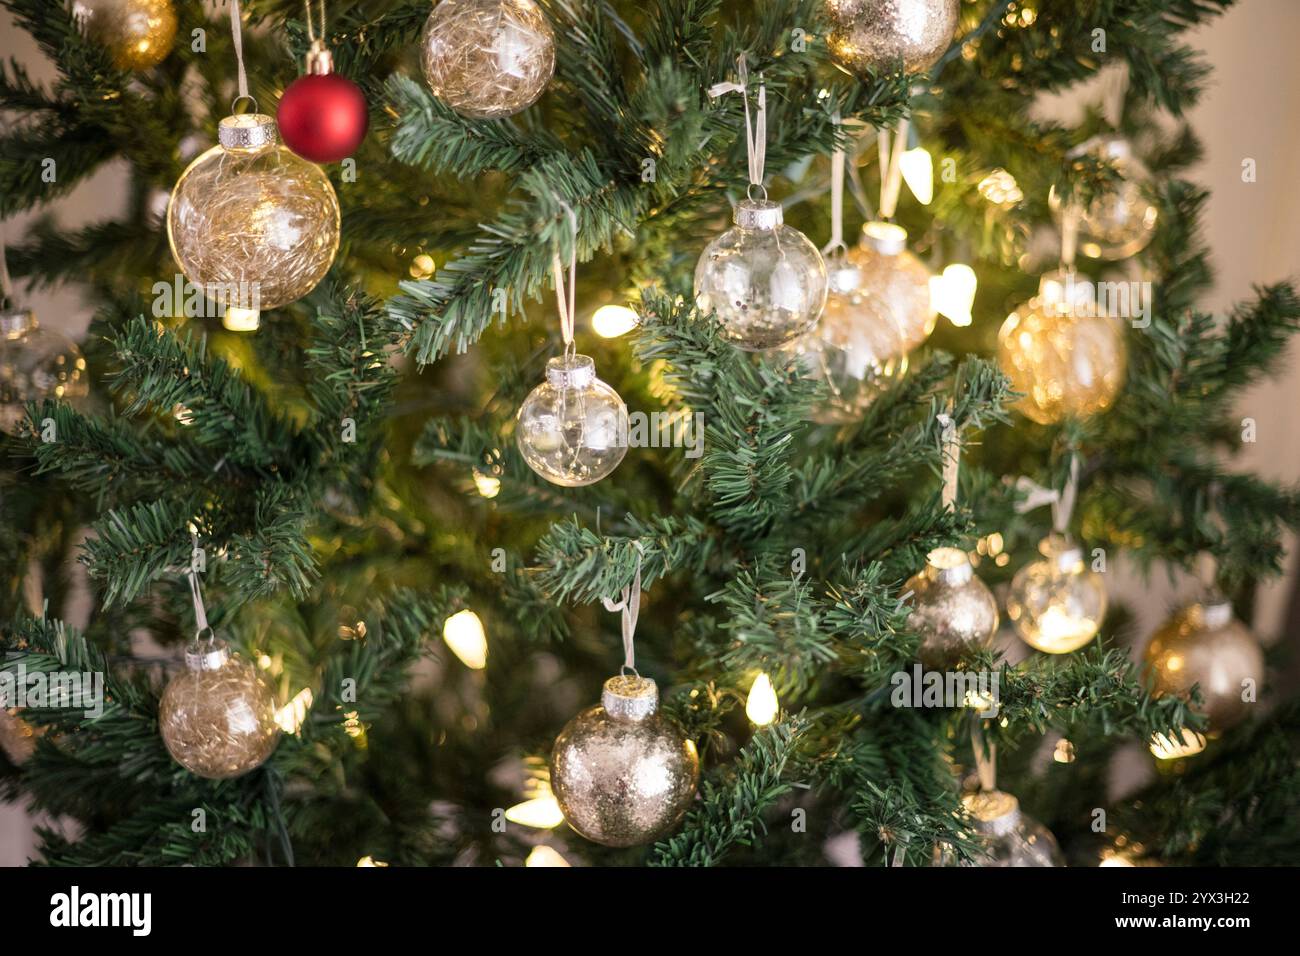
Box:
[937,408,959,511]
[228,0,252,114]
[877,117,909,221]
[601,547,643,676]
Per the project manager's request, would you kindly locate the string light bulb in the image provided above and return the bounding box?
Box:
[746,673,779,726]
[1149,728,1207,760]
[505,794,565,829]
[930,264,978,327]
[442,610,487,670]
[899,146,934,205]
[591,304,638,338]
[222,306,260,332]
[525,846,570,867]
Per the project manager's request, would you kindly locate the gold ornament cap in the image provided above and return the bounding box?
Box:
[601,674,658,721]
[1191,596,1234,631]
[218,113,279,152]
[926,546,973,586]
[544,354,597,390]
[1037,269,1096,312]
[0,308,35,337]
[305,39,334,75]
[184,638,232,672]
[963,789,1023,837]
[733,199,783,230]
[861,221,908,256]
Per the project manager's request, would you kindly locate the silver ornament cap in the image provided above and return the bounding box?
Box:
[963,790,1023,837]
[733,199,784,230]
[926,546,973,585]
[544,353,597,390]
[601,674,658,721]
[218,112,278,152]
[860,221,908,256]
[0,308,35,337]
[184,638,232,672]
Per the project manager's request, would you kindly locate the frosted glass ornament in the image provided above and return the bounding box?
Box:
[997,270,1127,425]
[167,113,340,315]
[1007,535,1107,654]
[782,258,906,423]
[159,639,280,780]
[903,547,998,668]
[694,199,827,351]
[0,309,89,434]
[847,221,935,352]
[420,0,555,119]
[516,354,628,486]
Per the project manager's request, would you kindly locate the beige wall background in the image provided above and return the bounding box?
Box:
[3,1,1299,864]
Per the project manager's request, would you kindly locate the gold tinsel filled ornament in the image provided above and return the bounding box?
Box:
[160,637,280,779]
[0,306,89,435]
[848,222,935,353]
[825,0,961,75]
[955,790,1064,867]
[420,0,555,119]
[997,269,1127,425]
[1050,134,1158,261]
[1143,595,1263,731]
[1007,534,1107,654]
[72,0,177,71]
[695,57,827,351]
[905,546,999,668]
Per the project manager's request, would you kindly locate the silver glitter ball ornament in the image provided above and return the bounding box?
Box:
[903,547,998,668]
[825,0,962,76]
[551,675,700,847]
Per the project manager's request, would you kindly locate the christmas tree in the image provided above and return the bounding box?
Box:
[2,0,1299,869]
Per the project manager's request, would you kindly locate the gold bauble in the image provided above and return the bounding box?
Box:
[551,675,699,847]
[825,0,961,75]
[783,258,907,424]
[73,0,177,71]
[903,547,998,668]
[1050,135,1158,260]
[159,639,280,779]
[997,270,1127,425]
[420,0,555,119]
[0,309,90,435]
[1143,598,1263,731]
[847,222,935,353]
[952,790,1064,867]
[167,113,340,314]
[1006,535,1107,654]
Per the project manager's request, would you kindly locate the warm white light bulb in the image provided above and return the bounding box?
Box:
[592,304,638,338]
[356,856,388,867]
[930,264,978,327]
[223,306,261,332]
[274,687,314,734]
[443,610,488,670]
[505,795,565,829]
[525,846,570,867]
[472,469,501,499]
[900,147,934,205]
[1149,728,1206,760]
[746,673,779,726]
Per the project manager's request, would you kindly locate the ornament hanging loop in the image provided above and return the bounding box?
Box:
[601,548,643,676]
[228,0,252,111]
[823,111,848,259]
[708,53,767,194]
[303,0,333,74]
[550,200,579,363]
[937,409,960,511]
[877,117,910,221]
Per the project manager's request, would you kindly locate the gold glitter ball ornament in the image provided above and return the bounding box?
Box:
[997,270,1127,425]
[1050,135,1159,261]
[694,199,828,351]
[159,639,280,779]
[167,113,340,314]
[846,222,935,353]
[1007,535,1108,654]
[1143,598,1263,731]
[551,675,699,847]
[782,257,907,423]
[903,547,998,668]
[948,790,1064,867]
[72,0,177,71]
[420,0,555,119]
[0,309,89,435]
[825,0,961,75]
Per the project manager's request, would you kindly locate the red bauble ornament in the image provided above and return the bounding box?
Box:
[277,72,368,163]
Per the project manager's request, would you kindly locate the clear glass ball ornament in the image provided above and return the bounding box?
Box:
[902,547,999,668]
[781,257,906,424]
[167,113,340,315]
[159,639,280,780]
[997,270,1127,425]
[1007,535,1108,654]
[420,0,555,119]
[72,0,177,71]
[947,790,1064,867]
[846,221,935,352]
[551,675,699,847]
[516,353,628,487]
[0,309,89,435]
[694,198,828,351]
[825,0,961,75]
[1049,134,1159,260]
